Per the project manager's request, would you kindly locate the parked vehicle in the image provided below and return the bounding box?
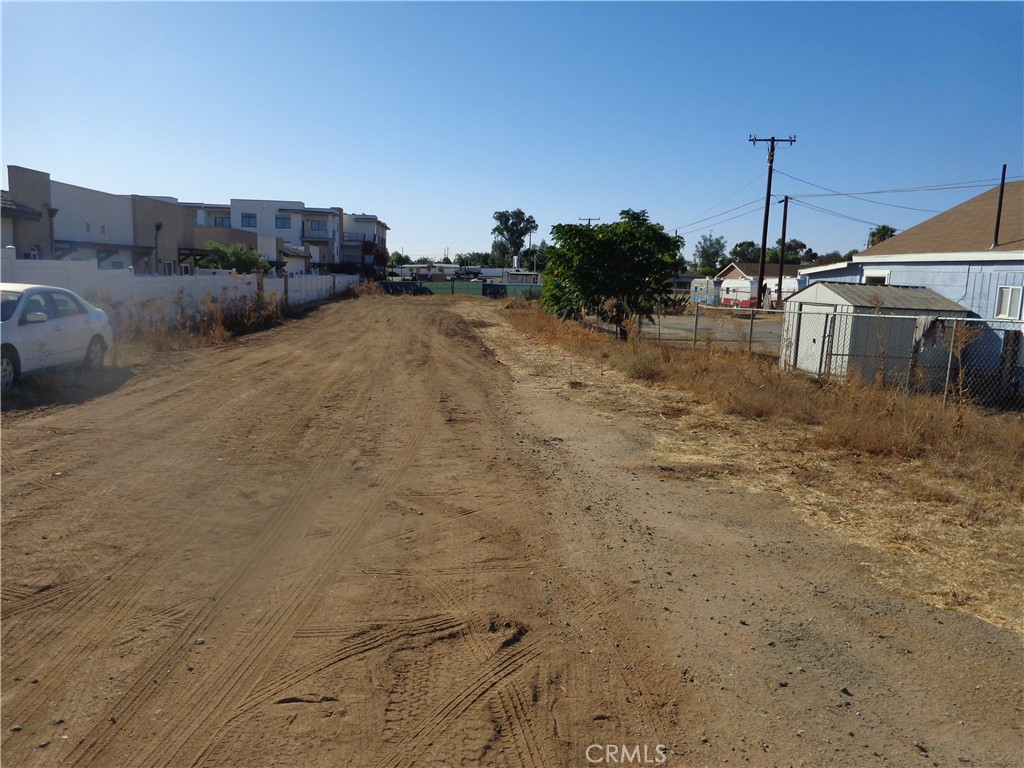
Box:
[0,283,113,391]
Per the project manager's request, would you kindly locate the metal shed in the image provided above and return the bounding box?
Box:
[781,282,972,391]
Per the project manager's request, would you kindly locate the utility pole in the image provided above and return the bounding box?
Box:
[775,196,789,308]
[579,217,601,226]
[750,134,796,308]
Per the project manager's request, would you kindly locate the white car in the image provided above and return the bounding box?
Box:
[1,283,114,392]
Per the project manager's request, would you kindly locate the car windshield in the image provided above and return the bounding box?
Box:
[1,290,24,322]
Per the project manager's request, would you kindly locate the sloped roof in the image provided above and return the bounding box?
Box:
[800,282,970,312]
[717,261,802,279]
[860,181,1023,256]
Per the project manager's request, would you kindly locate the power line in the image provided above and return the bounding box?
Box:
[677,171,766,228]
[789,198,894,229]
[776,172,1022,198]
[669,197,764,232]
[677,205,764,236]
[772,170,1024,213]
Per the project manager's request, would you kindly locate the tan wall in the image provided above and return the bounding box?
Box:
[132,195,188,274]
[7,166,55,259]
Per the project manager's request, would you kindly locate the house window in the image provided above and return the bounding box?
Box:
[86,223,92,233]
[181,264,192,276]
[995,285,1022,320]
[101,224,106,234]
[214,216,230,227]
[241,213,257,228]
[276,215,291,229]
[864,270,890,286]
[162,261,174,276]
[310,219,327,231]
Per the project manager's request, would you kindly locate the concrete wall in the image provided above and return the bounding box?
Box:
[1,251,359,321]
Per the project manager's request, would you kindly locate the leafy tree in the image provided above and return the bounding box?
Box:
[522,238,550,272]
[541,209,682,339]
[843,248,859,260]
[203,241,269,274]
[455,251,494,267]
[729,240,760,263]
[440,255,452,264]
[491,209,538,268]
[693,233,728,275]
[389,251,412,266]
[766,238,810,264]
[413,256,433,265]
[868,224,896,246]
[814,250,845,266]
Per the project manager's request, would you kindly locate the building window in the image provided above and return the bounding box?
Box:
[241,213,257,228]
[276,215,291,229]
[995,285,1023,319]
[214,216,230,227]
[310,219,327,231]
[162,261,174,276]
[181,264,192,276]
[101,224,106,234]
[864,270,890,286]
[86,223,92,233]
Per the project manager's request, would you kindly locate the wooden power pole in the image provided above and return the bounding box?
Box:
[749,135,796,308]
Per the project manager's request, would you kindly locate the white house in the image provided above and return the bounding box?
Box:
[341,212,389,273]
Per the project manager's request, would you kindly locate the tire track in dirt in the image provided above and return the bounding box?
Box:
[427,574,552,768]
[127,315,443,768]
[3,335,373,763]
[225,614,467,724]
[372,586,630,768]
[57,311,398,768]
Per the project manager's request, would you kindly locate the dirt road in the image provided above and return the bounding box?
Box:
[2,296,1020,767]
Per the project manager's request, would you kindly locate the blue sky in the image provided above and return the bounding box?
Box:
[3,2,1022,262]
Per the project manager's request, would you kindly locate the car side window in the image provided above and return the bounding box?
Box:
[49,291,85,318]
[21,292,51,322]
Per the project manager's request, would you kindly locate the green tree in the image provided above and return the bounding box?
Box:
[766,238,810,264]
[491,209,538,268]
[455,252,493,267]
[814,250,845,266]
[868,224,897,247]
[693,233,728,275]
[203,241,269,274]
[729,240,760,263]
[523,238,550,272]
[541,209,682,339]
[389,251,412,266]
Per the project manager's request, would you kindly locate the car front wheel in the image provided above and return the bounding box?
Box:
[83,337,106,370]
[1,348,20,391]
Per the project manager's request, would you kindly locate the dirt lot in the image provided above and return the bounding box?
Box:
[2,296,1020,767]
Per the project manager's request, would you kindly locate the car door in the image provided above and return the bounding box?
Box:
[16,290,58,372]
[46,289,92,365]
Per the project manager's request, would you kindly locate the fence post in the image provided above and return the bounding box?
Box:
[747,308,755,354]
[943,318,958,407]
[692,303,699,349]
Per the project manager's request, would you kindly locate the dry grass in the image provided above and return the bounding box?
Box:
[498,300,1024,633]
[99,290,284,367]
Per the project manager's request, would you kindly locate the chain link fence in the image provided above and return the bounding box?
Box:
[590,305,1024,411]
